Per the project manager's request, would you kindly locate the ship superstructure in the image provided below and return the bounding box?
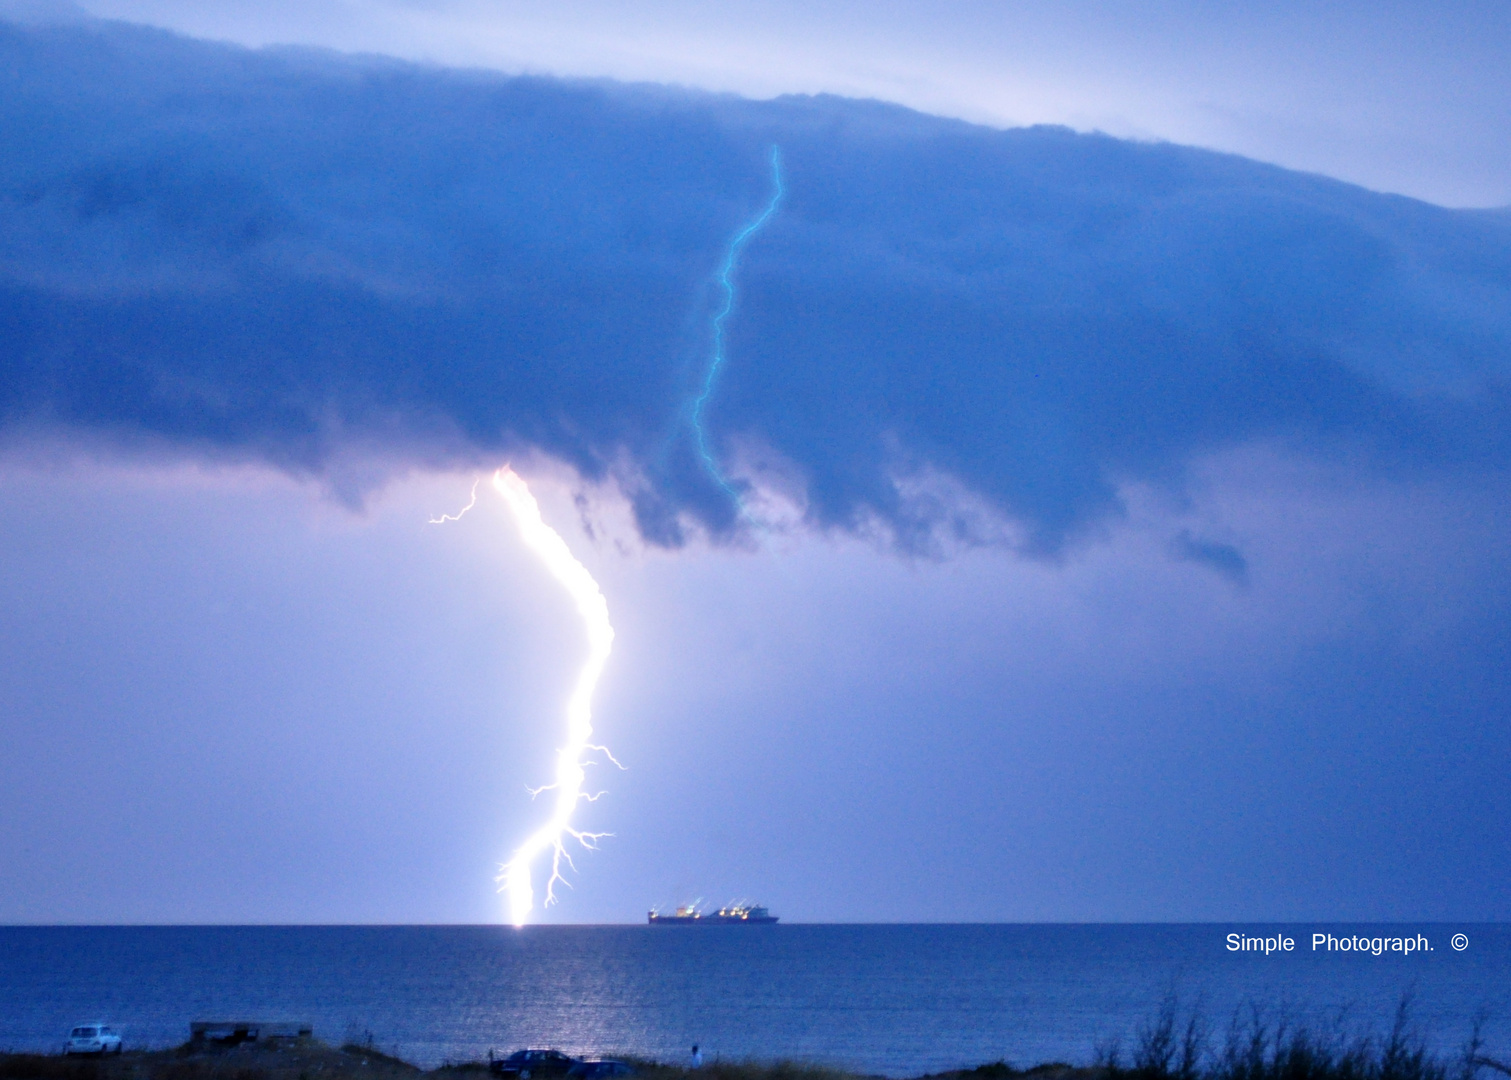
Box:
[647,901,778,925]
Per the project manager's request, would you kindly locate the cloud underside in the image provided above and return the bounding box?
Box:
[2,17,1510,550]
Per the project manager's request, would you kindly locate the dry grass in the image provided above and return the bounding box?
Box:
[1098,995,1485,1080]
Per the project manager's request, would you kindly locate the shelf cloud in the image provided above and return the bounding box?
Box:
[3,14,1509,550]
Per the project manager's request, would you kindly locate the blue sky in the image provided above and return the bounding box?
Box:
[1,0,1509,923]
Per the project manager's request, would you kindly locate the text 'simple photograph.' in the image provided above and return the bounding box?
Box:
[1,1,1508,1078]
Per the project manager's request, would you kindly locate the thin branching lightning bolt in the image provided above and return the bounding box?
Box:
[428,478,478,523]
[689,146,785,508]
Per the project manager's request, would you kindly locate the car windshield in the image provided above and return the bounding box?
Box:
[72,1028,98,1037]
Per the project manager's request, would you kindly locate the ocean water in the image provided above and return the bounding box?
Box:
[1,926,1507,1075]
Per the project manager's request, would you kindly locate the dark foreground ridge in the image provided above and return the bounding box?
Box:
[2,1005,1507,1080]
[0,1044,1501,1080]
[0,1047,1086,1080]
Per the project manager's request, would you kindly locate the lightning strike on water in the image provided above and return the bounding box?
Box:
[424,155,781,921]
[488,467,617,926]
[431,469,618,926]
[690,145,785,508]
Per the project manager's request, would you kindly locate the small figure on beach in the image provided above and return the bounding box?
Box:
[691,1045,703,1068]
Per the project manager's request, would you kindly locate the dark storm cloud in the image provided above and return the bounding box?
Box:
[3,15,1510,547]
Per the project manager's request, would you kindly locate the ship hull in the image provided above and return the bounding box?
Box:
[647,914,779,925]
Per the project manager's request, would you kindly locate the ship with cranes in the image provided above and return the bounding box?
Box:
[647,900,779,924]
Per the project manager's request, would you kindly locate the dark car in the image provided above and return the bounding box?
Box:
[490,1050,580,1079]
[567,1062,636,1080]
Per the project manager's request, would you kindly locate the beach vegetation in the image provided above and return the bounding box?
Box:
[1098,994,1499,1080]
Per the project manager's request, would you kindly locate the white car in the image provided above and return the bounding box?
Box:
[65,1024,122,1056]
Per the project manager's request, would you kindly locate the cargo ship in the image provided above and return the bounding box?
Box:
[647,902,778,925]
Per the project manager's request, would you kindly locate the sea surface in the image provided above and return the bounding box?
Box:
[1,926,1507,1075]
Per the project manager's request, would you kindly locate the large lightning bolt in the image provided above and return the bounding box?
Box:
[431,154,781,923]
[488,467,617,926]
[689,146,785,505]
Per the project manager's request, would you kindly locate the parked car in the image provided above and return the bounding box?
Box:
[66,1024,122,1056]
[490,1049,579,1079]
[567,1062,636,1079]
